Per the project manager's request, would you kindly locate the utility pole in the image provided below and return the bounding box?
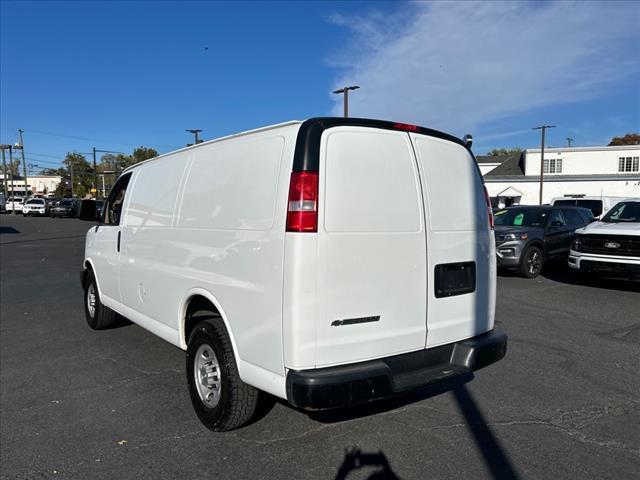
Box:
[93,147,97,198]
[186,129,203,146]
[332,85,360,117]
[533,125,556,205]
[70,162,74,198]
[85,149,123,199]
[0,144,10,198]
[0,144,16,213]
[9,145,14,206]
[566,137,573,147]
[14,129,28,197]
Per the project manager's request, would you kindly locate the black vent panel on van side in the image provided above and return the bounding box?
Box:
[434,262,476,298]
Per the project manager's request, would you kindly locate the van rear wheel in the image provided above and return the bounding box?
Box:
[186,316,258,431]
[83,269,118,329]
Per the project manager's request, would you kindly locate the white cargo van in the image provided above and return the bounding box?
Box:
[81,118,507,431]
[551,196,628,219]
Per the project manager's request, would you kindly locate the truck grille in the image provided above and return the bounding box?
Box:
[577,234,640,257]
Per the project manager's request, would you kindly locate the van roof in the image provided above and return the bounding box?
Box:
[123,120,303,173]
[124,117,467,173]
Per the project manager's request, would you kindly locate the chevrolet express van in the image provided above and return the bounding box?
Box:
[81,117,507,431]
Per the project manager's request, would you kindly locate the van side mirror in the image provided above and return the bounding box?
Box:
[79,200,97,221]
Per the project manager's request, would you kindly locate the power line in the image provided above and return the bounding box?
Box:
[16,128,182,150]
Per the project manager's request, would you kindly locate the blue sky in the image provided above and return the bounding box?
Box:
[1,1,639,173]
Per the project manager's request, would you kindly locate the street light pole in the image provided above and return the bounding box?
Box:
[533,125,556,205]
[186,129,203,145]
[332,86,360,117]
[566,137,573,147]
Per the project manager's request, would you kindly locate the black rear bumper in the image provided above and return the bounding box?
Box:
[286,329,507,410]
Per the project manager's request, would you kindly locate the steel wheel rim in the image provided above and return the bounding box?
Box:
[87,284,96,318]
[194,344,222,408]
[528,250,541,275]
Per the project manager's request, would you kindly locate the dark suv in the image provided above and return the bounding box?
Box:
[495,205,593,278]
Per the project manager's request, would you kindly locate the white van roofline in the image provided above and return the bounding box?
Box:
[123,120,303,173]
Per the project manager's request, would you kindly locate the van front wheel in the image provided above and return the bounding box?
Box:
[83,270,118,329]
[186,317,258,431]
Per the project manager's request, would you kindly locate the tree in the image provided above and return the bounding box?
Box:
[6,159,21,176]
[486,147,522,156]
[99,146,158,172]
[63,152,92,198]
[608,133,640,146]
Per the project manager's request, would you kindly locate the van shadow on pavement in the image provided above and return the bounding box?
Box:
[309,376,520,480]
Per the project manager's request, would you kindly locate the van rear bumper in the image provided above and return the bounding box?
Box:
[286,329,507,410]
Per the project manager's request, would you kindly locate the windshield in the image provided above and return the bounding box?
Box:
[600,201,640,223]
[26,199,45,205]
[60,200,75,207]
[494,208,549,227]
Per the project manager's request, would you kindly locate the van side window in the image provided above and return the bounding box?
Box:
[104,173,132,226]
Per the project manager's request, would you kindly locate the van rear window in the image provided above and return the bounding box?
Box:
[575,200,603,217]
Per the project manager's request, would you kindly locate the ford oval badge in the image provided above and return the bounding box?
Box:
[604,242,620,249]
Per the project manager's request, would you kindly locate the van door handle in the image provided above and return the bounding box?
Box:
[117,231,121,252]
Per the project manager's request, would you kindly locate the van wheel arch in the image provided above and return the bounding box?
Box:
[81,260,95,288]
[181,293,239,360]
[184,295,222,343]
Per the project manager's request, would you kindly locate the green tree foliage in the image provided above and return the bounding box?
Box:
[39,146,159,199]
[98,146,158,173]
[63,152,93,198]
[608,133,640,146]
[486,147,522,156]
[6,159,21,176]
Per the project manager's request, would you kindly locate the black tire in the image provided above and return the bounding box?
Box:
[519,245,544,278]
[83,269,118,329]
[186,316,258,431]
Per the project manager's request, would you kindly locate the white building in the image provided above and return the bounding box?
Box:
[478,145,640,207]
[0,174,62,196]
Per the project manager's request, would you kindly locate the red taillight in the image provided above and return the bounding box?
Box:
[483,185,494,230]
[393,122,419,132]
[286,171,318,232]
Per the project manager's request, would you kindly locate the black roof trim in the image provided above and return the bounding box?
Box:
[292,117,467,171]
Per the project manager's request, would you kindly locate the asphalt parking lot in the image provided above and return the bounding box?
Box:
[1,215,639,480]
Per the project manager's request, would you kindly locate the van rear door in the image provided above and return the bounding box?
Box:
[315,127,427,367]
[409,133,495,348]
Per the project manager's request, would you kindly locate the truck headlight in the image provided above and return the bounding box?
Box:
[571,237,581,252]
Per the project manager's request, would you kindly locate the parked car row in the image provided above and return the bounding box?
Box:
[495,198,640,280]
[2,196,106,220]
